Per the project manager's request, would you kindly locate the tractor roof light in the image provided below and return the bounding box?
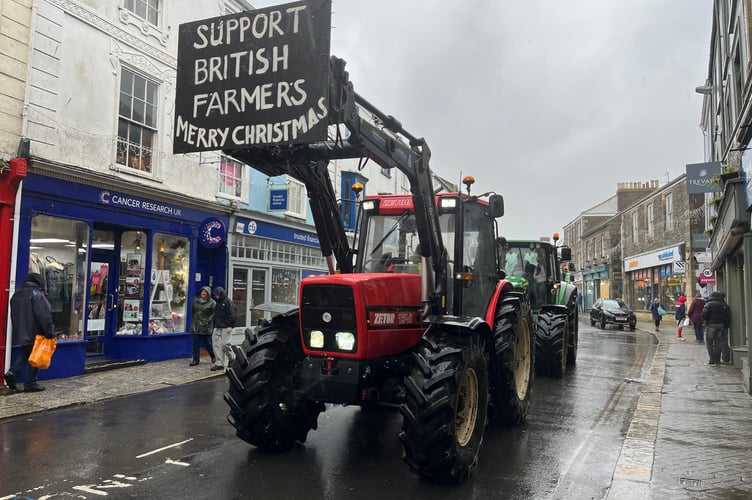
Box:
[362,199,379,212]
[439,197,459,213]
[462,176,475,195]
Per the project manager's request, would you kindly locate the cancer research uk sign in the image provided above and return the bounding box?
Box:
[173,0,331,154]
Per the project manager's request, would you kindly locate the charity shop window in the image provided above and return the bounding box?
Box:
[149,234,189,334]
[118,231,146,335]
[124,0,160,26]
[117,68,158,173]
[285,178,307,219]
[28,215,89,341]
[218,155,244,199]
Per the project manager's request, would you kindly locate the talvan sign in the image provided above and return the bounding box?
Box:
[173,0,332,154]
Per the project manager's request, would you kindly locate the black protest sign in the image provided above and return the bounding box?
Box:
[173,0,331,154]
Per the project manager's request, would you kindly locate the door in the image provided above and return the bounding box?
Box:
[232,267,269,328]
[86,251,118,359]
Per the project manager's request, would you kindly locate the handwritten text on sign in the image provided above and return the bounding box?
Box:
[173,0,331,153]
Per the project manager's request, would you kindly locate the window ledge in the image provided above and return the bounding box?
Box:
[110,163,163,183]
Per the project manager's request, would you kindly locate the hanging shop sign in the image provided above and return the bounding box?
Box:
[685,161,722,194]
[173,0,332,153]
[270,189,288,210]
[199,216,227,248]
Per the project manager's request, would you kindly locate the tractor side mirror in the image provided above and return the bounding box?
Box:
[487,194,504,218]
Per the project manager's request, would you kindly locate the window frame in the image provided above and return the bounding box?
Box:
[285,178,307,220]
[217,155,246,200]
[116,66,159,174]
[124,0,161,27]
[632,212,639,242]
[665,193,674,231]
[647,203,654,237]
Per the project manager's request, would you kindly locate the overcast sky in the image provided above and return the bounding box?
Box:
[251,0,712,240]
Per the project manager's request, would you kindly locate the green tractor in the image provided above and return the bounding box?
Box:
[498,235,578,377]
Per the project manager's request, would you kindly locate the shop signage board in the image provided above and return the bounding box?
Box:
[236,216,319,248]
[685,161,722,194]
[270,189,288,210]
[173,0,332,154]
[699,268,716,285]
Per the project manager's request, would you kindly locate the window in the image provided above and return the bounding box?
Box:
[28,215,89,341]
[124,0,160,26]
[285,178,307,219]
[632,212,639,242]
[665,193,674,230]
[381,167,392,178]
[218,156,244,198]
[647,204,654,237]
[117,68,157,173]
[149,234,189,334]
[601,235,605,257]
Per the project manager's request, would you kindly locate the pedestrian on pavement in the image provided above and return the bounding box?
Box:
[687,292,706,343]
[701,291,731,366]
[674,295,687,341]
[577,290,583,312]
[650,297,665,332]
[4,272,55,392]
[211,286,236,371]
[189,286,216,367]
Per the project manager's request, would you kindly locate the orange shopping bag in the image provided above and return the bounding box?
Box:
[28,334,56,369]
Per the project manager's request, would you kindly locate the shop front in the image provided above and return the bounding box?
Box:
[582,264,609,310]
[7,171,229,381]
[230,215,327,328]
[623,244,686,313]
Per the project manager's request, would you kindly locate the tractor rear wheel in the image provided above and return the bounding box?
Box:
[488,293,534,425]
[535,310,567,377]
[224,316,324,452]
[400,332,489,483]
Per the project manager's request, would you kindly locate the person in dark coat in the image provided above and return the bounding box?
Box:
[701,291,731,366]
[687,292,706,343]
[189,286,216,367]
[211,286,236,371]
[650,298,664,332]
[4,272,55,392]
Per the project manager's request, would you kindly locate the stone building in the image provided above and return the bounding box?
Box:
[620,176,693,315]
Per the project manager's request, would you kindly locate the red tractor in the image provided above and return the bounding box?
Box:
[176,3,534,482]
[221,57,534,482]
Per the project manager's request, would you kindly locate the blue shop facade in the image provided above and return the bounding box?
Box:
[11,170,230,381]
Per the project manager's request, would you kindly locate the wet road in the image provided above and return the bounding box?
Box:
[0,320,656,499]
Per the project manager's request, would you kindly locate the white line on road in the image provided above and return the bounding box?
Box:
[136,438,194,458]
[165,458,191,466]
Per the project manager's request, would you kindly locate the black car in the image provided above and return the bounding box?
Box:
[589,298,637,331]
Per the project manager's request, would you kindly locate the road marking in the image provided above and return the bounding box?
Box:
[166,458,190,467]
[136,438,193,458]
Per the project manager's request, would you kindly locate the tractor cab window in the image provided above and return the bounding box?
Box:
[361,212,420,273]
[461,203,497,317]
[500,247,525,278]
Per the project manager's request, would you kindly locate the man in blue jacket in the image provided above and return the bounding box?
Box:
[4,272,55,392]
[211,286,236,372]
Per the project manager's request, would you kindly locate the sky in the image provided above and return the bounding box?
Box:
[249,0,713,240]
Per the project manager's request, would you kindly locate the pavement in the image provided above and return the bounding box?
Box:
[2,321,751,499]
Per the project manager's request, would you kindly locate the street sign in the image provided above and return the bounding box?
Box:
[673,261,686,274]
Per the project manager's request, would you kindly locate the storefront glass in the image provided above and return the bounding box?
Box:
[149,233,190,334]
[271,267,298,304]
[28,215,89,341]
[660,265,683,310]
[118,231,146,335]
[628,268,653,311]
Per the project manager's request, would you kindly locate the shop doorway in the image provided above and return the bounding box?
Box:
[232,267,268,328]
[86,251,118,359]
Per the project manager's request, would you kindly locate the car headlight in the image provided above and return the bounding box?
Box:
[335,331,356,351]
[310,330,325,349]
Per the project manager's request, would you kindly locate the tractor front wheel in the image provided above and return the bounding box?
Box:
[224,316,324,452]
[400,332,489,483]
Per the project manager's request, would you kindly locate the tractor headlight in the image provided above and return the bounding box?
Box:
[335,331,356,351]
[310,330,325,349]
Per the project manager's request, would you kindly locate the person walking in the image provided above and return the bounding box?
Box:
[4,272,55,392]
[674,295,687,341]
[687,292,706,343]
[701,291,731,366]
[650,297,664,332]
[211,286,236,372]
[189,286,216,367]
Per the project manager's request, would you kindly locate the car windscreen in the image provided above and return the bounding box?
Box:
[603,299,627,310]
